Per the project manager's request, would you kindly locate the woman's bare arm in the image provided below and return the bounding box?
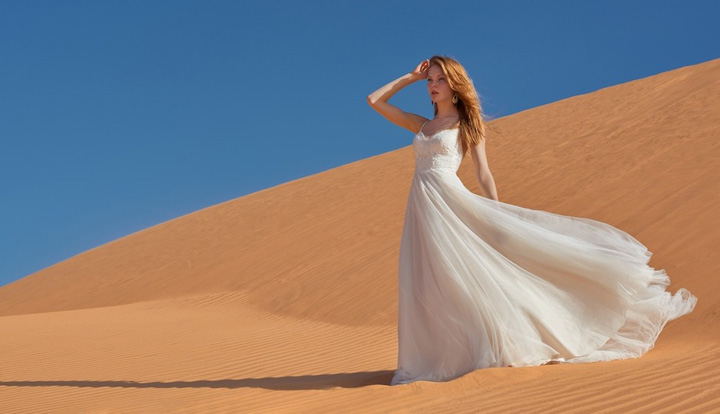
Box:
[367,60,430,133]
[470,139,499,201]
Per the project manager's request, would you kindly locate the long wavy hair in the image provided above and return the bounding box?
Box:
[429,55,496,158]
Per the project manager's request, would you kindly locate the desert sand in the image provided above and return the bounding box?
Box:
[1,58,718,413]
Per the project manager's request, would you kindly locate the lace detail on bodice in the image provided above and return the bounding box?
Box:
[414,128,463,175]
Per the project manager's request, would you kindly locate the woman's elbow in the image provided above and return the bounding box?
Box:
[476,168,492,182]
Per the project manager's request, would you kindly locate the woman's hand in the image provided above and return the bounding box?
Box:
[410,59,430,81]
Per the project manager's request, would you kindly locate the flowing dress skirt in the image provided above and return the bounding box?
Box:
[391,169,697,385]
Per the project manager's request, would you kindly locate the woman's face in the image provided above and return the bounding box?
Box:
[427,64,452,103]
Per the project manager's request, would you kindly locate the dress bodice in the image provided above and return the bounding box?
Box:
[413,127,463,175]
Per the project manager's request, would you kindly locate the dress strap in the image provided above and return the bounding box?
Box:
[419,120,429,135]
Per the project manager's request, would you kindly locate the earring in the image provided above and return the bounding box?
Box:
[452,94,458,104]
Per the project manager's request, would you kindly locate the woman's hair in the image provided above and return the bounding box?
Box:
[429,55,496,158]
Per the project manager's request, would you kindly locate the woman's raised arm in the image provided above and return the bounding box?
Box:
[367,60,430,134]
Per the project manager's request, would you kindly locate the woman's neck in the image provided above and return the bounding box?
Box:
[435,103,459,119]
[435,111,459,120]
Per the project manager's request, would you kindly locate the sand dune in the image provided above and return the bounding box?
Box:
[1,58,719,413]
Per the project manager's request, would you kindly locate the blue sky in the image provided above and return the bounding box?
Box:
[1,0,718,288]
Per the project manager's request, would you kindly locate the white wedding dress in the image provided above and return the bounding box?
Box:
[390,122,698,385]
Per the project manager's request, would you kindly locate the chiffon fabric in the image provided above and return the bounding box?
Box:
[391,122,697,385]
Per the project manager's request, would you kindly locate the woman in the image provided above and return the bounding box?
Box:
[367,55,697,386]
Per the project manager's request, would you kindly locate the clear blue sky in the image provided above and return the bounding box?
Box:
[1,0,718,288]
